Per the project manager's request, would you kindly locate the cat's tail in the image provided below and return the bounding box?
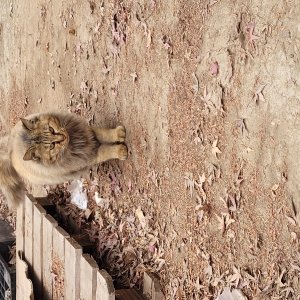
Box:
[0,157,25,209]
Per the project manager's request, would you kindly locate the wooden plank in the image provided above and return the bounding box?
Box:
[96,269,115,300]
[16,251,34,300]
[52,226,69,300]
[64,237,82,300]
[42,214,58,300]
[16,201,25,300]
[16,201,24,252]
[80,253,98,300]
[152,276,164,300]
[32,203,46,300]
[53,226,69,259]
[35,196,51,205]
[143,271,152,298]
[24,194,36,276]
[143,272,164,300]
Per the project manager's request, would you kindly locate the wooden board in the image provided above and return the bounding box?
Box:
[24,195,35,276]
[80,253,98,300]
[16,201,24,253]
[32,203,46,299]
[64,237,82,300]
[53,226,69,260]
[52,226,69,300]
[16,251,34,300]
[16,201,25,300]
[42,214,58,300]
[143,272,164,300]
[96,269,115,300]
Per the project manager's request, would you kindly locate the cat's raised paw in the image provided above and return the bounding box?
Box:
[117,144,128,160]
[116,125,126,142]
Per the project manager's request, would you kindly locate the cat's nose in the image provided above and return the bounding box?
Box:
[62,133,69,143]
[54,134,66,143]
[60,129,68,141]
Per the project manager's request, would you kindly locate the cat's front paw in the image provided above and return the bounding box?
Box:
[117,144,128,160]
[115,125,126,142]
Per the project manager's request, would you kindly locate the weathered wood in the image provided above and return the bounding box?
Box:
[52,226,69,299]
[96,269,115,300]
[143,272,164,300]
[16,251,34,300]
[32,203,46,300]
[64,237,82,300]
[42,214,58,300]
[115,289,145,300]
[152,281,164,300]
[16,200,24,253]
[24,195,36,276]
[18,195,119,299]
[80,253,98,300]
[143,271,152,298]
[53,226,70,259]
[35,196,51,205]
[16,201,25,300]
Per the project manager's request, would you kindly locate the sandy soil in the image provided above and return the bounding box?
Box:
[1,0,300,299]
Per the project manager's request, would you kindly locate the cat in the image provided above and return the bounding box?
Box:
[0,112,128,209]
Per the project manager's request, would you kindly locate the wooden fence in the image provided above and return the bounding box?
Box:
[16,195,163,300]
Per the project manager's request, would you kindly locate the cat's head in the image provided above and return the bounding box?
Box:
[21,114,69,165]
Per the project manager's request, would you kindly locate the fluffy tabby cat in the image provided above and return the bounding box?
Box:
[0,112,128,209]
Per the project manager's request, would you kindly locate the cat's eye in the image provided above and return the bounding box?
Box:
[50,143,55,150]
[49,127,54,133]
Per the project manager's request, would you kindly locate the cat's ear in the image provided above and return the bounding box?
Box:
[23,147,39,161]
[21,118,34,131]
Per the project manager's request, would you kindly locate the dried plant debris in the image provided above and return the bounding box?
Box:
[210,61,219,76]
[184,172,207,200]
[52,253,65,300]
[67,82,97,124]
[192,72,199,95]
[253,84,267,104]
[47,158,300,298]
[235,118,248,135]
[49,164,165,288]
[200,86,224,115]
[216,213,235,235]
[191,124,204,146]
[244,23,260,49]
[110,2,130,57]
[286,198,300,227]
[0,192,16,230]
[212,139,222,158]
[207,163,221,186]
[216,287,247,300]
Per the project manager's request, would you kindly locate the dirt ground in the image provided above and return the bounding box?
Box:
[1,0,300,299]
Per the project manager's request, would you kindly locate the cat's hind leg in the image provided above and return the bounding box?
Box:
[95,144,128,163]
[92,126,126,143]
